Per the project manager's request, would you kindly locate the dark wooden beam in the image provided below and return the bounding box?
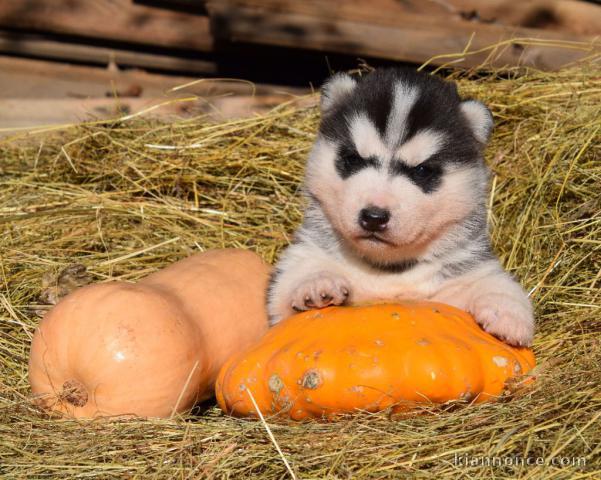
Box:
[0,32,217,74]
[0,0,213,52]
[209,0,601,36]
[207,0,600,69]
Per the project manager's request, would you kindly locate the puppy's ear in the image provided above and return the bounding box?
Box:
[321,72,357,113]
[460,100,493,144]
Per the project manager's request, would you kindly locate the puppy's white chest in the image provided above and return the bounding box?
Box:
[345,263,441,303]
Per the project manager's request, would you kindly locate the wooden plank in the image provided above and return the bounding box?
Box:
[0,0,213,52]
[0,55,306,100]
[418,0,601,36]
[0,56,203,99]
[213,0,601,36]
[207,1,600,69]
[0,32,217,75]
[0,56,310,131]
[0,95,315,132]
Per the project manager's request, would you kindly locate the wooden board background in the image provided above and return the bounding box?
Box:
[0,0,599,72]
[0,0,599,129]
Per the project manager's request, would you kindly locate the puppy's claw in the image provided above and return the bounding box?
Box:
[289,272,351,313]
[304,295,314,308]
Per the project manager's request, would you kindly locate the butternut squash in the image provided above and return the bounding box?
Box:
[29,249,270,418]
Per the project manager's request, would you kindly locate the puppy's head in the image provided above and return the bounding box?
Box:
[305,68,492,266]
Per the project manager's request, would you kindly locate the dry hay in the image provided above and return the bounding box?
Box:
[0,61,600,479]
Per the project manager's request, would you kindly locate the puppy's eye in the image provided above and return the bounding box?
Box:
[335,151,379,179]
[412,164,434,178]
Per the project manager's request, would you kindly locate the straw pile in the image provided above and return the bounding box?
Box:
[1,61,599,478]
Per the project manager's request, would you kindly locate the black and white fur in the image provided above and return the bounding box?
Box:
[267,68,534,346]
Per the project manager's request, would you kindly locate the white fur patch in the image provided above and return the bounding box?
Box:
[385,82,420,147]
[348,114,389,160]
[305,137,343,199]
[306,137,338,171]
[395,129,446,167]
[321,73,357,112]
[460,100,493,143]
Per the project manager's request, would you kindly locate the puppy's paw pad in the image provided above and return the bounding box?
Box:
[290,273,350,312]
[471,293,534,347]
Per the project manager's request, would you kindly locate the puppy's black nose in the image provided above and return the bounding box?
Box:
[359,207,390,232]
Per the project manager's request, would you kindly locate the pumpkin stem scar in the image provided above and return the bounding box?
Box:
[61,379,88,407]
[301,369,322,389]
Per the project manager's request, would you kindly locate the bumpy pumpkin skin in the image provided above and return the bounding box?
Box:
[29,249,270,418]
[216,302,536,421]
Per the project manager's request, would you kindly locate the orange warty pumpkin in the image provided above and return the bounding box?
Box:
[29,249,270,418]
[216,302,536,420]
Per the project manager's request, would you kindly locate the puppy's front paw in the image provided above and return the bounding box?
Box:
[471,293,534,347]
[290,272,350,312]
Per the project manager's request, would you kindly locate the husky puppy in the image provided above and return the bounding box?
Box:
[267,68,534,346]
